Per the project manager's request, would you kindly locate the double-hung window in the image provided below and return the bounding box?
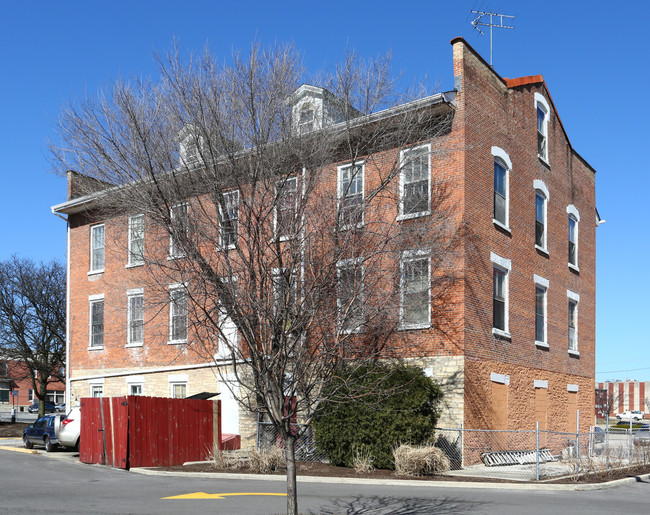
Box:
[298,105,315,134]
[89,295,104,349]
[400,250,430,329]
[491,147,512,230]
[535,93,550,162]
[400,145,430,218]
[169,203,188,258]
[567,290,580,355]
[338,163,364,229]
[491,253,511,337]
[337,259,364,333]
[169,285,188,343]
[273,268,298,322]
[90,385,103,398]
[128,214,144,266]
[534,275,549,347]
[534,180,549,252]
[127,289,144,346]
[219,190,239,249]
[90,224,105,272]
[276,177,298,239]
[171,383,187,399]
[567,205,580,270]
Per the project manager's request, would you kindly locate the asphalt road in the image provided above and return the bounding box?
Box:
[1,445,649,514]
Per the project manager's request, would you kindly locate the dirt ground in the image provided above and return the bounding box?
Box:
[0,422,28,438]
[160,460,650,485]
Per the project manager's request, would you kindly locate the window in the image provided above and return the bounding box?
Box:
[400,145,430,218]
[127,290,144,346]
[219,190,239,249]
[129,384,143,396]
[169,203,188,258]
[535,191,546,249]
[128,214,144,266]
[90,385,103,398]
[28,389,34,402]
[273,268,298,326]
[491,253,511,337]
[169,285,188,343]
[534,275,549,347]
[0,363,7,376]
[535,93,550,162]
[275,176,298,239]
[567,290,580,354]
[90,224,105,272]
[298,105,315,134]
[338,163,364,229]
[337,260,364,332]
[89,296,104,348]
[400,251,430,329]
[567,205,580,269]
[171,383,187,399]
[491,147,512,229]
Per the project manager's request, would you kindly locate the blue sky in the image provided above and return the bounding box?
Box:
[1,1,647,382]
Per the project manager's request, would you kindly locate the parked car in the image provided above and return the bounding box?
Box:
[616,410,645,421]
[23,415,60,452]
[55,407,80,451]
[27,402,56,414]
[55,403,66,413]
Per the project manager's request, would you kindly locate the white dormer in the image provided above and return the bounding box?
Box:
[287,85,360,134]
[178,124,205,166]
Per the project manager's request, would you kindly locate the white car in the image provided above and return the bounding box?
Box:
[55,407,81,450]
[616,410,645,421]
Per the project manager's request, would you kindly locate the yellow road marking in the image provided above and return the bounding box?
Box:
[0,445,38,454]
[163,492,287,500]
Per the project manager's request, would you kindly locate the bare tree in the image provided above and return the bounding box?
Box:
[50,42,459,514]
[0,257,66,416]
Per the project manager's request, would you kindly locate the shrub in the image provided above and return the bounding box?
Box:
[249,445,284,473]
[313,362,442,469]
[393,444,450,476]
[352,445,375,473]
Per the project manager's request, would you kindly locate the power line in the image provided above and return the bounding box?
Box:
[596,366,650,374]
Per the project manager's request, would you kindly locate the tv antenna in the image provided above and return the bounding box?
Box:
[470,10,515,66]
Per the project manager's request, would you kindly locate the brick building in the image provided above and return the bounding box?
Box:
[596,380,650,417]
[0,358,65,412]
[51,37,597,446]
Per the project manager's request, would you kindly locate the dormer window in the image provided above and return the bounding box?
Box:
[299,105,315,134]
[178,125,204,167]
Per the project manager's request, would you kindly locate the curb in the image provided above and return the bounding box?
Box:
[129,467,650,491]
[0,445,38,455]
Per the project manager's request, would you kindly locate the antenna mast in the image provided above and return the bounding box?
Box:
[470,10,515,66]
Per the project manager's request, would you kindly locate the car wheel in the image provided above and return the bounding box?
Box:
[23,436,33,449]
[44,436,57,452]
[75,438,80,452]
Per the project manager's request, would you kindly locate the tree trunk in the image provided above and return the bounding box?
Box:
[284,435,298,515]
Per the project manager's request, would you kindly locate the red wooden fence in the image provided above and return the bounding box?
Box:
[79,396,221,469]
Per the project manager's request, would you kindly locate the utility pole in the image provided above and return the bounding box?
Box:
[470,10,515,67]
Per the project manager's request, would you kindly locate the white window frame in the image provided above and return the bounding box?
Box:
[491,252,511,338]
[298,103,315,134]
[219,190,239,250]
[491,147,512,232]
[89,378,104,398]
[169,374,188,399]
[534,180,550,253]
[535,93,550,163]
[127,214,145,267]
[337,258,364,334]
[337,162,365,230]
[567,205,580,271]
[126,288,144,347]
[89,224,105,273]
[169,202,188,258]
[534,274,549,348]
[399,249,431,330]
[274,176,299,240]
[88,294,105,350]
[168,283,188,345]
[567,289,580,356]
[398,144,431,220]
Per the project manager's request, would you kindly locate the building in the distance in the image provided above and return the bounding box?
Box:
[0,358,65,412]
[596,380,649,417]
[52,37,597,447]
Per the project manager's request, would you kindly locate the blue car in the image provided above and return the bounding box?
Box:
[23,415,60,452]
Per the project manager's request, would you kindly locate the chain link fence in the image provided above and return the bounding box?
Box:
[254,420,650,481]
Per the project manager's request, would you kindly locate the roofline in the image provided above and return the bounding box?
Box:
[51,90,456,216]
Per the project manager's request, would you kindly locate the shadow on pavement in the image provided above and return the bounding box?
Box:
[311,495,485,514]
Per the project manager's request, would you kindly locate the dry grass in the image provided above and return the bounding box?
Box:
[249,445,285,473]
[205,442,246,470]
[393,444,450,476]
[352,446,375,473]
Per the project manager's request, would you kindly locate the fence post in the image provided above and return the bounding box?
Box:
[458,423,463,468]
[536,421,540,481]
[605,413,609,471]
